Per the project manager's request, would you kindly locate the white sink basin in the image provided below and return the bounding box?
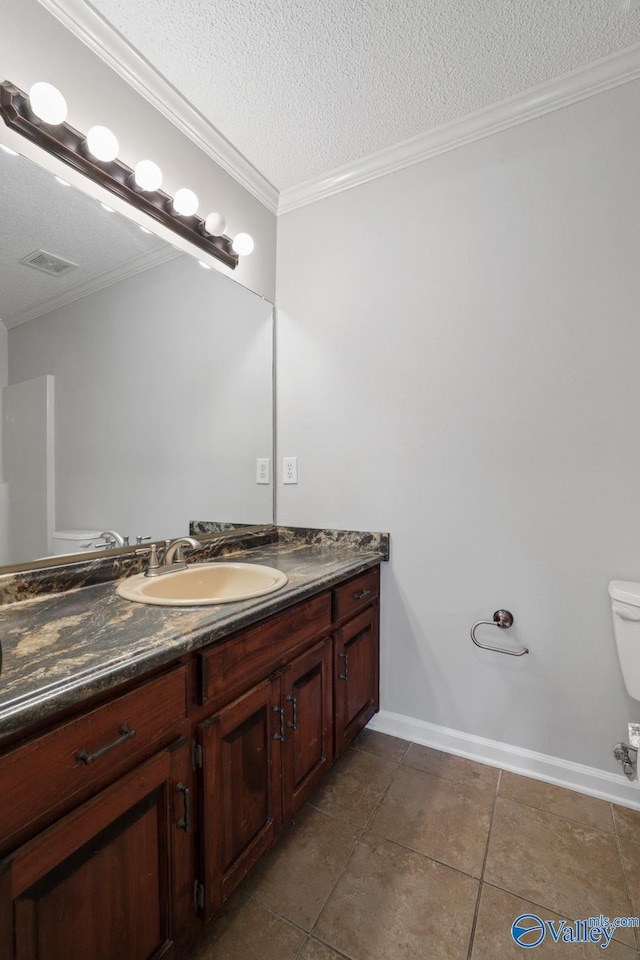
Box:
[117,562,288,606]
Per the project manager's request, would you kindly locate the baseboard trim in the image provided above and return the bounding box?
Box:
[368,709,640,810]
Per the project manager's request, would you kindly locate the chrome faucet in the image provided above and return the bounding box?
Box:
[145,537,202,577]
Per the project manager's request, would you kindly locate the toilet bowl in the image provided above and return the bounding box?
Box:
[609,581,640,700]
[51,529,102,556]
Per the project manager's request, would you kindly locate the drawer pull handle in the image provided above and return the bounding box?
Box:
[176,782,191,832]
[272,705,285,741]
[75,724,136,766]
[286,694,298,730]
[339,652,350,681]
[354,589,372,601]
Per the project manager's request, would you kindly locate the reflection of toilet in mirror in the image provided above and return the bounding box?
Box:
[51,529,102,556]
[609,581,640,699]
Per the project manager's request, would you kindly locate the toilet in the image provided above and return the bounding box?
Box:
[51,529,103,557]
[609,581,640,700]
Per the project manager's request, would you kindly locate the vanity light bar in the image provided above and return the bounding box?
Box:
[0,80,239,270]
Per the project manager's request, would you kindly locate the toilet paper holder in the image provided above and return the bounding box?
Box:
[470,610,529,657]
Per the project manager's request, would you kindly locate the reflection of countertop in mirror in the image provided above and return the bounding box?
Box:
[0,535,388,742]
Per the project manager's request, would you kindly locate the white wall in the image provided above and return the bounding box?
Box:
[276,80,640,778]
[0,0,276,300]
[9,255,273,550]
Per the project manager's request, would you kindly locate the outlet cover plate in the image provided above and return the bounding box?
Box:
[283,457,298,484]
[256,458,270,484]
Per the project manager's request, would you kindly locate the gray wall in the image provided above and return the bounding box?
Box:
[276,80,640,781]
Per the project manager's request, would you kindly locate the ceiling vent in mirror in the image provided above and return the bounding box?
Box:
[19,249,79,277]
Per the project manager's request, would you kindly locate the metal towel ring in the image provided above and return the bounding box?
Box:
[470,610,529,657]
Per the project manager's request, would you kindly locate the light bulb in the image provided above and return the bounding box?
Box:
[172,188,198,217]
[204,212,226,236]
[134,159,162,192]
[28,82,67,125]
[232,232,254,256]
[86,125,119,162]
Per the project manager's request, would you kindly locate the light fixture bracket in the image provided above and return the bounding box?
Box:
[0,80,239,270]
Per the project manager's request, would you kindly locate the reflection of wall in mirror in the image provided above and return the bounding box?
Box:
[0,324,8,563]
[5,255,273,564]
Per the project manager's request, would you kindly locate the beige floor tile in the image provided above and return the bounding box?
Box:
[243,805,361,930]
[314,833,478,960]
[186,895,306,960]
[620,839,640,923]
[615,806,640,844]
[402,743,499,791]
[299,939,347,960]
[369,764,494,877]
[308,748,397,827]
[499,771,614,833]
[485,798,635,947]
[353,728,410,764]
[471,884,638,959]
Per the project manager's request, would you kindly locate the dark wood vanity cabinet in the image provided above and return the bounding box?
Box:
[333,566,380,756]
[0,564,380,959]
[199,675,283,919]
[2,738,193,960]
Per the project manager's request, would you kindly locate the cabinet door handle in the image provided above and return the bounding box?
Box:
[286,694,298,730]
[272,705,285,741]
[75,724,136,765]
[354,588,372,601]
[338,652,349,681]
[176,782,191,832]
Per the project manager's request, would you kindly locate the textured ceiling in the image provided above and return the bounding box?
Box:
[86,0,640,191]
[0,149,168,326]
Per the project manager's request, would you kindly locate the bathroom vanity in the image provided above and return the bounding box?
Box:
[0,532,384,959]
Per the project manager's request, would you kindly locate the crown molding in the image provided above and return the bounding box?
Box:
[5,246,181,328]
[37,0,279,214]
[278,43,640,214]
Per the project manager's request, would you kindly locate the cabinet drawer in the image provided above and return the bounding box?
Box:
[333,567,380,624]
[199,592,332,705]
[0,665,187,851]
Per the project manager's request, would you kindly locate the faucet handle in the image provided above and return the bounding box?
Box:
[140,543,161,577]
[136,535,151,545]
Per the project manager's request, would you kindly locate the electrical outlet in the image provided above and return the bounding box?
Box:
[283,457,298,484]
[256,458,270,484]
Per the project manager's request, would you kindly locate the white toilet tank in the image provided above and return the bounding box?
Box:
[609,580,640,700]
[52,529,102,556]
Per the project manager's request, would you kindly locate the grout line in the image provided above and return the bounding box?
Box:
[293,937,310,960]
[613,822,640,951]
[465,767,502,960]
[495,792,619,837]
[307,749,400,944]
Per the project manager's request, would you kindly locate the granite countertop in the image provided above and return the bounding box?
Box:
[0,536,385,742]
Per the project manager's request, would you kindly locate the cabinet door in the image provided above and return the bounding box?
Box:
[200,676,281,919]
[281,637,333,822]
[1,740,191,960]
[334,605,380,756]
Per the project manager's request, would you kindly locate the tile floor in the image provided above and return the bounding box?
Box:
[186,730,640,959]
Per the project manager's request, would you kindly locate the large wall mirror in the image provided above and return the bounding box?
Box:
[0,146,274,569]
